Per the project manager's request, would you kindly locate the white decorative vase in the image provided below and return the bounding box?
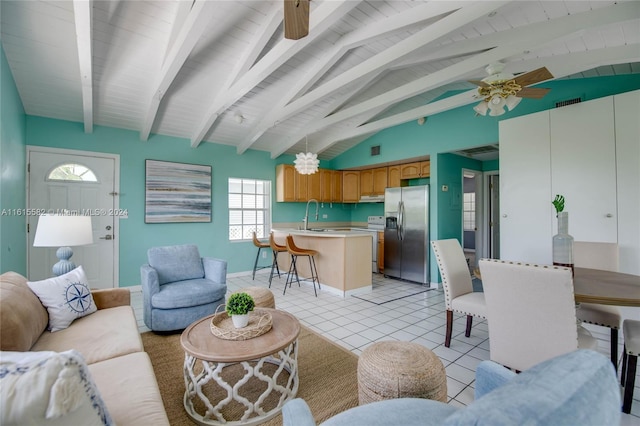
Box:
[552,211,574,273]
[231,314,249,328]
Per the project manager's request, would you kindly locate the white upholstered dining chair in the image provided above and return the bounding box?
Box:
[431,239,486,348]
[574,241,621,369]
[479,259,597,372]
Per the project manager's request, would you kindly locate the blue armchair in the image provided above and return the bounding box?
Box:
[283,349,620,426]
[140,244,227,331]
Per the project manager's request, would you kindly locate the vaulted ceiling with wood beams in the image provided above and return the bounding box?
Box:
[2,1,639,160]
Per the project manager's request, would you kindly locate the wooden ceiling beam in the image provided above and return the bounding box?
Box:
[237,0,464,155]
[268,1,510,158]
[269,1,639,158]
[140,0,215,141]
[186,2,282,148]
[228,3,283,89]
[72,0,93,133]
[190,0,360,148]
[308,43,640,156]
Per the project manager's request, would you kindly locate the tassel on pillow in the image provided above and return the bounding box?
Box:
[45,365,85,419]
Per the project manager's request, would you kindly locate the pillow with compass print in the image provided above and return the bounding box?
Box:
[27,266,97,332]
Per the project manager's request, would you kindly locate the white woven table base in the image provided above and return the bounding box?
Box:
[183,340,299,426]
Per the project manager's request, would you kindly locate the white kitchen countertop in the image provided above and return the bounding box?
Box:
[272,228,374,238]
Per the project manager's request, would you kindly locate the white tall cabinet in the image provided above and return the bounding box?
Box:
[499,89,640,275]
[614,90,640,276]
[499,111,552,264]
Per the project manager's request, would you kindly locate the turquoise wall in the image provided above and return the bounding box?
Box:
[437,153,483,242]
[0,47,27,275]
[4,37,639,288]
[331,75,640,282]
[25,117,362,285]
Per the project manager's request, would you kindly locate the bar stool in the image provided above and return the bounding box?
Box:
[621,319,640,414]
[269,232,287,287]
[285,235,320,297]
[251,232,271,280]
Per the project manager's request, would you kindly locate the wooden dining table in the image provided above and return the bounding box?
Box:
[474,266,640,307]
[573,267,640,307]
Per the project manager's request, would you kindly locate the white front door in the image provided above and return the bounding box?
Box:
[27,147,120,289]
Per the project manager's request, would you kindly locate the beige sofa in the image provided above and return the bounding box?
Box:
[0,271,169,425]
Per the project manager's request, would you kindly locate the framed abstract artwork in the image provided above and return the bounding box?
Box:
[145,160,212,223]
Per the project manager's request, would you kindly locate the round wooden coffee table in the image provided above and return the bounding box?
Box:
[180,308,300,426]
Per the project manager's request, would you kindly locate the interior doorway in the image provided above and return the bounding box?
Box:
[462,169,483,274]
[487,172,500,259]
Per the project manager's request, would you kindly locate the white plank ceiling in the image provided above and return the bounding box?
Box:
[2,0,639,160]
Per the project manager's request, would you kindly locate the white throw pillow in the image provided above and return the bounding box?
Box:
[0,350,113,425]
[27,266,98,332]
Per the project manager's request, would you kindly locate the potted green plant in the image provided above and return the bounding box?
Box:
[226,292,255,328]
[552,194,565,214]
[551,194,573,269]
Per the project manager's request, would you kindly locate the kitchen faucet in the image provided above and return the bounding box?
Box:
[303,199,319,230]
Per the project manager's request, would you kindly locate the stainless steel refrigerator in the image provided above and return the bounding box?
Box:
[384,185,430,284]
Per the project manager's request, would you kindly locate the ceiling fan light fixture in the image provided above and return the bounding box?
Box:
[488,103,506,116]
[471,63,556,117]
[490,94,504,105]
[473,101,489,116]
[505,95,522,111]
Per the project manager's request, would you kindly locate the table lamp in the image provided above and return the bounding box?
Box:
[33,213,94,276]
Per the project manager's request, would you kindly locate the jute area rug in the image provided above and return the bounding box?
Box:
[141,325,359,425]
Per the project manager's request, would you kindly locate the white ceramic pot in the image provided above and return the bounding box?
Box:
[231,314,249,328]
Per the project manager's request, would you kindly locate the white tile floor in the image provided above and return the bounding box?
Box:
[131,271,640,424]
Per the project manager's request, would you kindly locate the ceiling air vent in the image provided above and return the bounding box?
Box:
[371,145,381,156]
[555,97,582,108]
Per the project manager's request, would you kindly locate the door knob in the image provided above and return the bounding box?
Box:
[100,235,113,240]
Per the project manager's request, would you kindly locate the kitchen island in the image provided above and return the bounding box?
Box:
[271,229,372,297]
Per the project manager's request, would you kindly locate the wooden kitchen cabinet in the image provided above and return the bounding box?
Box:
[361,167,388,196]
[342,170,360,203]
[320,169,332,202]
[320,169,343,202]
[377,231,384,273]
[400,161,430,179]
[388,165,401,187]
[308,170,322,200]
[295,172,308,201]
[420,161,430,177]
[331,170,343,202]
[276,164,296,202]
[360,169,374,196]
[279,165,343,203]
[372,167,388,195]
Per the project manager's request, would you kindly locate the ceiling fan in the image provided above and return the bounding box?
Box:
[470,62,554,116]
[284,0,310,40]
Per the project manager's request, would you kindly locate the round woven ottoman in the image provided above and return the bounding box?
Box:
[232,287,275,309]
[357,341,447,405]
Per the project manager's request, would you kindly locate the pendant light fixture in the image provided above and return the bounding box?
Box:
[294,135,319,175]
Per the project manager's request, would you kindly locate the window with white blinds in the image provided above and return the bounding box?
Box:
[228,178,271,241]
[463,192,476,231]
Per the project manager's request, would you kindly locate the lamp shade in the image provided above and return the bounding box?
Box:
[505,95,522,111]
[294,152,319,175]
[34,214,94,247]
[473,101,489,116]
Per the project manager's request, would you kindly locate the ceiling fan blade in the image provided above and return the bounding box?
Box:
[513,67,554,87]
[517,87,551,99]
[284,0,309,40]
[468,80,490,87]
